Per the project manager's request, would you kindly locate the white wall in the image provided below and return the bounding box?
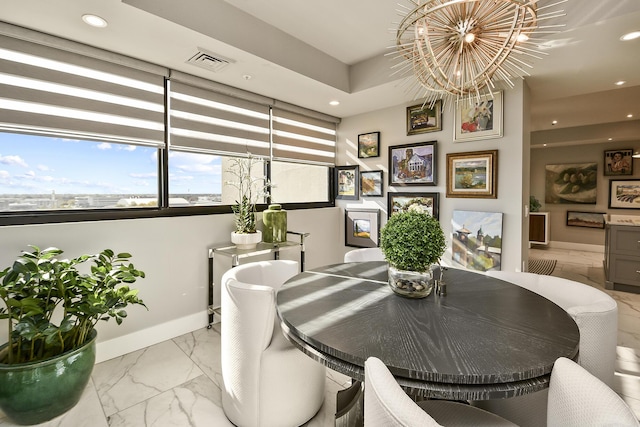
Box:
[0,207,342,362]
[336,81,528,272]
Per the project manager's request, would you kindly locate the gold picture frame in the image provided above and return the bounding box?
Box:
[446,150,498,198]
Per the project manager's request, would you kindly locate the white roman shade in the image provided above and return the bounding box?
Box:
[271,107,337,165]
[168,80,271,158]
[0,35,166,146]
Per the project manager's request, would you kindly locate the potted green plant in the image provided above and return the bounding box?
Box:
[225,155,270,249]
[0,246,146,425]
[380,210,446,298]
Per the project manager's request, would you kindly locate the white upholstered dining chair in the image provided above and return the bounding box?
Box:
[344,247,385,262]
[220,260,326,427]
[473,270,618,427]
[364,357,518,426]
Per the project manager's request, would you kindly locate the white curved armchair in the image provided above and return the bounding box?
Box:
[344,247,385,262]
[473,271,618,427]
[548,357,638,427]
[364,357,517,426]
[221,260,326,427]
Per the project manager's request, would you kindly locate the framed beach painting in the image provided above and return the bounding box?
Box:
[360,170,383,197]
[357,132,380,158]
[454,91,503,142]
[446,150,497,198]
[388,141,436,186]
[609,179,640,209]
[388,192,439,219]
[451,210,503,272]
[335,165,359,200]
[407,100,442,135]
[604,149,633,176]
[345,208,380,248]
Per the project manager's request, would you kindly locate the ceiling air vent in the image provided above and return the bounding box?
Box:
[186,49,235,73]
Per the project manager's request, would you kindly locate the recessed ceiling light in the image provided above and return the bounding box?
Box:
[551,120,558,125]
[242,74,252,80]
[543,144,547,147]
[608,138,613,141]
[615,81,626,86]
[628,114,634,118]
[82,14,108,28]
[329,100,340,106]
[621,31,640,41]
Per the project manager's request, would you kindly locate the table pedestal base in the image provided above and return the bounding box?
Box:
[335,380,363,427]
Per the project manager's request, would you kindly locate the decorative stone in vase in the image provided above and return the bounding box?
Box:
[387,265,434,298]
[263,204,287,243]
[231,230,262,250]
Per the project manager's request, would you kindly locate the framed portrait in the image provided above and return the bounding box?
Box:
[446,150,498,198]
[357,131,380,158]
[335,165,359,200]
[345,208,380,248]
[388,192,439,219]
[360,170,383,197]
[407,100,442,135]
[545,163,597,204]
[604,149,633,176]
[454,91,503,142]
[609,179,640,209]
[388,141,436,186]
[451,210,503,271]
[566,211,606,229]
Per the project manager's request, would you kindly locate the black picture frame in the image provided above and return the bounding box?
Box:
[388,141,436,186]
[357,132,380,158]
[387,192,439,219]
[345,208,380,248]
[360,170,383,197]
[609,179,640,209]
[335,165,359,200]
[407,100,442,135]
[604,149,633,176]
[566,211,606,229]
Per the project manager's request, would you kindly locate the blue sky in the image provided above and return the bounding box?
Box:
[0,133,222,195]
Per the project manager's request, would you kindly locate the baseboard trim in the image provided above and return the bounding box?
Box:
[95,311,209,363]
[548,241,605,253]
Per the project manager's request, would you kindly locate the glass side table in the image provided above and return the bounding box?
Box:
[207,231,309,327]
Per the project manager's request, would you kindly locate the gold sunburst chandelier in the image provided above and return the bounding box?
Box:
[394,0,566,105]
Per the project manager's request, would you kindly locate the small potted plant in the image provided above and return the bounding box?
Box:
[225,155,270,249]
[380,210,446,298]
[0,246,146,425]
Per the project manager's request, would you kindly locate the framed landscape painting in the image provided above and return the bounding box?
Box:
[388,192,439,219]
[446,150,497,198]
[335,165,359,200]
[357,132,380,158]
[451,210,503,272]
[360,170,383,197]
[566,211,606,229]
[389,141,436,186]
[454,91,503,142]
[407,100,442,135]
[609,179,640,209]
[345,208,380,248]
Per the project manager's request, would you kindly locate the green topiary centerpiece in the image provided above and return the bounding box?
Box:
[380,210,446,298]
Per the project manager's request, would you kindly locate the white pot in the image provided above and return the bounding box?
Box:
[231,230,262,250]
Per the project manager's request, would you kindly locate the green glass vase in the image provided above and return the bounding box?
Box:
[263,204,287,243]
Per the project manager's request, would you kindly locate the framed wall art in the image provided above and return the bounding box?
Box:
[388,192,439,219]
[345,208,380,248]
[566,211,606,229]
[604,149,633,176]
[451,210,503,272]
[388,141,436,186]
[407,100,442,135]
[335,165,359,200]
[446,150,497,198]
[609,179,640,209]
[454,91,503,142]
[357,131,380,158]
[360,170,383,197]
[545,163,597,204]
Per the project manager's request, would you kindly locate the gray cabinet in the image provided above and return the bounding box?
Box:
[605,223,640,292]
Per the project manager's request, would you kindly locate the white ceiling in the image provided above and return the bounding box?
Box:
[1,0,639,145]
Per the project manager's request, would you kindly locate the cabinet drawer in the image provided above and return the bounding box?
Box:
[610,226,640,254]
[609,255,640,287]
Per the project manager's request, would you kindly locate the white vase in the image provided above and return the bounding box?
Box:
[231,230,262,250]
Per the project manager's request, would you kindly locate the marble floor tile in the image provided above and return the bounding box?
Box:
[172,323,222,386]
[92,339,203,417]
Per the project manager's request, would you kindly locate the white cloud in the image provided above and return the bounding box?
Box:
[0,154,29,168]
[97,143,112,150]
[130,172,156,179]
[0,170,10,179]
[37,164,51,171]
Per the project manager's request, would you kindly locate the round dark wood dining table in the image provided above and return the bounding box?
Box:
[276,261,580,401]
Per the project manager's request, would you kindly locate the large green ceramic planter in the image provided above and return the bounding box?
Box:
[0,330,97,425]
